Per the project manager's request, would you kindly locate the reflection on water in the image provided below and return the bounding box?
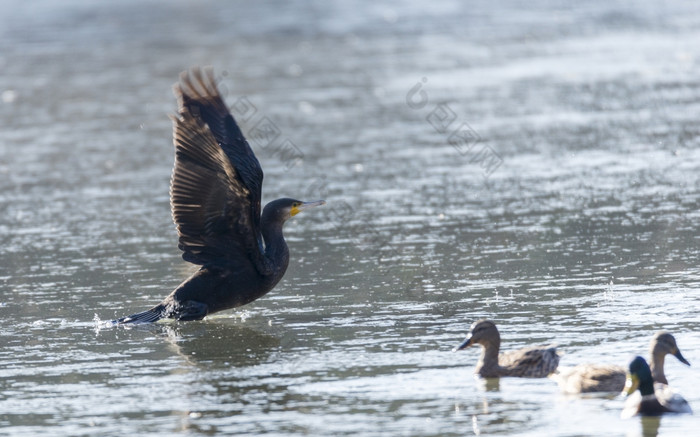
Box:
[478,377,501,393]
[142,321,281,369]
[639,416,662,437]
[1,0,699,436]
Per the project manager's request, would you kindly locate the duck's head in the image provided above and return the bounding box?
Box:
[453,319,500,351]
[624,356,655,397]
[651,332,690,366]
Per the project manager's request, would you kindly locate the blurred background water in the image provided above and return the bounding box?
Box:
[0,0,699,436]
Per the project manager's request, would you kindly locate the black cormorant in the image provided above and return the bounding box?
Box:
[114,67,324,324]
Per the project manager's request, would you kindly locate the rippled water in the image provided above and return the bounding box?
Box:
[1,1,699,436]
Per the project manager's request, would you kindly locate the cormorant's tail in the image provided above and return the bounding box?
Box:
[113,304,166,325]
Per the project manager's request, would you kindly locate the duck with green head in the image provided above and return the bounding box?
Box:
[621,356,692,418]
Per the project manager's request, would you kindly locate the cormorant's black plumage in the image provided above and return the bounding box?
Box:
[114,67,324,324]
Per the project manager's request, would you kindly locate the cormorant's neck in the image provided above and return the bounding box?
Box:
[261,215,290,275]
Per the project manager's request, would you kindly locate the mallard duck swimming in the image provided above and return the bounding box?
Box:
[453,319,560,378]
[621,356,692,418]
[648,332,690,385]
[554,331,690,394]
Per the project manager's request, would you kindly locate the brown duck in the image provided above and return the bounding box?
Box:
[453,319,560,378]
[554,331,690,394]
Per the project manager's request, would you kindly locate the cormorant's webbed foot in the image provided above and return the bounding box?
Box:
[174,301,209,321]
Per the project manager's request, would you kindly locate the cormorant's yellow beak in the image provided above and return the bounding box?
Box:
[452,336,474,352]
[623,373,639,396]
[291,200,326,217]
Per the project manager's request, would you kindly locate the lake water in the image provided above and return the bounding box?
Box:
[0,1,699,436]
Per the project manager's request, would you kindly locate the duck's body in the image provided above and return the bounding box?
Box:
[555,363,626,394]
[622,392,687,418]
[621,356,692,418]
[554,332,690,394]
[454,320,559,378]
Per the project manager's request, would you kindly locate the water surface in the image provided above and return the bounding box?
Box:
[1,1,699,436]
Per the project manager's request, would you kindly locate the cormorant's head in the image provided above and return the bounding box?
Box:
[624,356,654,396]
[453,319,500,351]
[263,198,325,224]
[651,332,690,366]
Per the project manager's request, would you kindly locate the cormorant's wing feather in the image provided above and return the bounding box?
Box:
[170,112,247,267]
[169,76,270,274]
[174,67,265,252]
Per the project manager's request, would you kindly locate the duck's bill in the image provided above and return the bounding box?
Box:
[623,374,639,396]
[452,336,474,352]
[674,349,690,366]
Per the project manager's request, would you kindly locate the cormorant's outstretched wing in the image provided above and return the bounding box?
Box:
[170,67,270,274]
